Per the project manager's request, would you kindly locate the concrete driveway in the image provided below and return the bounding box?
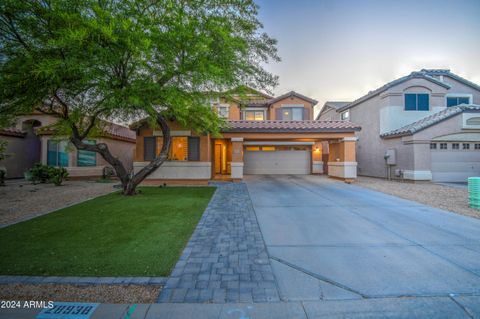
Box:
[245,175,480,301]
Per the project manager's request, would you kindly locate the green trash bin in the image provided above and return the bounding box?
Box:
[468,177,480,210]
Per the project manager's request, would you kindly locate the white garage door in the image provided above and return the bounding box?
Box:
[244,148,311,175]
[431,148,480,182]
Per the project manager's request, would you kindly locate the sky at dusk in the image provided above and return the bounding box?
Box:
[255,0,480,117]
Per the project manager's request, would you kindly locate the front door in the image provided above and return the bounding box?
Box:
[214,144,222,174]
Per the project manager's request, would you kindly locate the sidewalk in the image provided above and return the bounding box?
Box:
[1,296,478,319]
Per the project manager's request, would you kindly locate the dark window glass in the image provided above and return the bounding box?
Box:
[440,143,447,150]
[447,97,457,107]
[463,143,470,150]
[475,144,480,150]
[405,94,417,111]
[417,94,429,111]
[452,143,459,150]
[77,140,96,166]
[188,137,200,161]
[448,97,470,107]
[430,143,437,150]
[405,94,429,111]
[47,140,68,166]
[144,136,156,161]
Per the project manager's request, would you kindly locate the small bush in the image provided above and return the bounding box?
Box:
[30,163,51,184]
[49,167,69,186]
[0,167,6,186]
[28,163,69,186]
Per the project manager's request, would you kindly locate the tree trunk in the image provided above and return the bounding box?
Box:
[70,112,172,196]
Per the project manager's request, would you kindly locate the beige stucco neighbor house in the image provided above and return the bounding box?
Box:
[0,113,136,179]
[317,69,480,182]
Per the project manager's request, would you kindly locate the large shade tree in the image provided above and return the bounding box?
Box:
[0,0,279,194]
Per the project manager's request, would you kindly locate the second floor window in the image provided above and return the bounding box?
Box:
[405,93,429,111]
[245,110,265,121]
[447,96,470,107]
[282,107,303,120]
[216,105,229,118]
[341,110,349,120]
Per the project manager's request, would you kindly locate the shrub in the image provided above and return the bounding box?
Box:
[49,167,69,186]
[30,163,51,184]
[0,167,6,186]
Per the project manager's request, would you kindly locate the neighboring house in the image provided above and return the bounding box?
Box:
[316,101,351,121]
[131,89,361,184]
[317,69,480,182]
[0,113,136,179]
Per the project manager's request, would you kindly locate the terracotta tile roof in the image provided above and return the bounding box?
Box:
[37,121,136,142]
[223,120,361,133]
[381,104,480,138]
[0,127,26,137]
[103,122,136,142]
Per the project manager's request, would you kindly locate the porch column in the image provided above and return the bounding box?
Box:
[230,137,244,180]
[312,141,323,174]
[327,137,358,181]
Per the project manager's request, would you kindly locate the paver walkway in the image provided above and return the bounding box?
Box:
[158,182,280,303]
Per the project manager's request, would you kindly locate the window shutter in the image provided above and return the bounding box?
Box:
[143,136,156,161]
[275,108,283,120]
[188,137,200,161]
[303,108,310,120]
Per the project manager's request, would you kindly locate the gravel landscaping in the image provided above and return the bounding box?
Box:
[355,176,480,219]
[0,284,161,303]
[0,180,117,226]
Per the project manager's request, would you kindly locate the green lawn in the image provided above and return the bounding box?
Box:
[0,187,215,276]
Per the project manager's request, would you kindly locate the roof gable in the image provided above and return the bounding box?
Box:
[267,91,318,106]
[421,69,480,92]
[316,101,351,120]
[338,71,451,112]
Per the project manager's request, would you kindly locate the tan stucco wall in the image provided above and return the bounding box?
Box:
[269,96,314,120]
[134,122,211,163]
[318,107,340,121]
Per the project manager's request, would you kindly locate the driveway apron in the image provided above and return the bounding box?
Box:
[246,175,480,301]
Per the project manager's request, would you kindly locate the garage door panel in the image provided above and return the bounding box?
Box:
[244,150,311,175]
[431,150,480,182]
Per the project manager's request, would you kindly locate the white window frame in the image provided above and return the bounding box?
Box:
[281,104,304,121]
[341,110,350,120]
[445,94,472,107]
[243,108,266,121]
[215,104,230,118]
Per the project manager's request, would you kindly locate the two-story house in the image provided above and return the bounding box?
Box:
[131,89,361,184]
[317,69,480,182]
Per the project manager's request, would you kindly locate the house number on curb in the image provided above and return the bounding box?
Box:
[36,302,99,319]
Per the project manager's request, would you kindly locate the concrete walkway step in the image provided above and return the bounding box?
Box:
[1,296,478,319]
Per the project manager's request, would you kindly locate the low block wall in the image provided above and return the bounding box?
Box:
[133,161,211,180]
[327,162,357,179]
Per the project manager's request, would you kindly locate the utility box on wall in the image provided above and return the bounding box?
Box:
[385,148,397,165]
